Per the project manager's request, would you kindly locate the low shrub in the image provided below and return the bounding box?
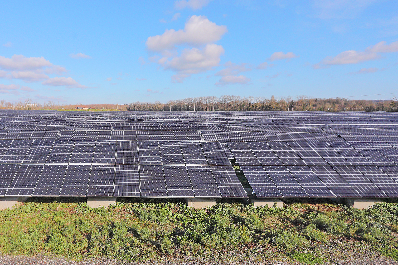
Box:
[0,201,397,263]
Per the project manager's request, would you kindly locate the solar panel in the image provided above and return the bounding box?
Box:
[0,110,397,199]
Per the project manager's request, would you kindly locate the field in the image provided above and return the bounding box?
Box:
[0,201,397,264]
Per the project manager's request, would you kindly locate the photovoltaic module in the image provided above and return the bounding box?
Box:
[0,110,397,199]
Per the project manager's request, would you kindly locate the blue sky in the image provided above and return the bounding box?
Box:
[0,0,397,104]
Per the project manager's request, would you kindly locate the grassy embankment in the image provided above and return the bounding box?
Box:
[0,200,397,264]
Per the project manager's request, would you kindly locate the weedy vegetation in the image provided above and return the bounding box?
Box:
[0,201,397,264]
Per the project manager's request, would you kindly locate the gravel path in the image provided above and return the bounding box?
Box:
[0,256,121,265]
[1,255,398,265]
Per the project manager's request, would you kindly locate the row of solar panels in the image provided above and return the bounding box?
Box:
[0,110,398,198]
[0,140,396,165]
[0,163,245,197]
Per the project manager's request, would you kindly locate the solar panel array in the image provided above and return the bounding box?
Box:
[0,110,397,199]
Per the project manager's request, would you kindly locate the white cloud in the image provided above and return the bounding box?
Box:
[368,41,398,53]
[272,0,288,8]
[44,65,67,75]
[349,67,378,74]
[313,0,378,19]
[0,84,19,94]
[3,42,12,48]
[42,77,86,88]
[267,73,280,79]
[215,75,251,86]
[136,78,147,81]
[215,61,251,85]
[146,15,227,52]
[0,55,53,71]
[316,41,398,68]
[35,94,66,102]
[216,61,251,76]
[0,84,33,94]
[0,70,8,78]
[0,55,85,91]
[20,86,34,92]
[70,53,91,59]
[106,77,112,81]
[139,57,147,65]
[162,44,224,82]
[320,50,379,65]
[174,0,210,10]
[171,13,181,21]
[149,55,160,63]
[147,16,227,83]
[11,71,49,82]
[268,52,299,61]
[159,18,167,23]
[171,74,189,83]
[257,62,274,69]
[378,16,398,37]
[0,55,67,78]
[147,89,161,93]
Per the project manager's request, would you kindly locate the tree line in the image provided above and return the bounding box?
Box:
[127,96,398,112]
[1,96,397,112]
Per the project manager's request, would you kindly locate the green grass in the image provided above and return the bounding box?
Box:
[0,202,397,264]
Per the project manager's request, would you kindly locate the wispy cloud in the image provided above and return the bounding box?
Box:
[0,70,8,78]
[272,0,289,8]
[0,84,34,94]
[313,0,378,19]
[11,71,49,82]
[174,0,211,10]
[69,53,91,59]
[266,73,280,79]
[257,62,274,69]
[0,84,19,94]
[20,86,34,92]
[349,67,378,74]
[215,75,251,86]
[315,41,398,68]
[35,94,66,102]
[3,42,12,48]
[369,41,398,53]
[317,50,379,67]
[0,55,67,76]
[268,52,299,61]
[215,61,251,86]
[139,57,147,65]
[42,77,87,89]
[379,16,398,36]
[171,13,181,21]
[0,55,53,71]
[0,54,86,91]
[136,78,147,81]
[216,62,251,76]
[147,89,161,93]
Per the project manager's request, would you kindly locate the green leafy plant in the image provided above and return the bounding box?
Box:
[0,201,397,263]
